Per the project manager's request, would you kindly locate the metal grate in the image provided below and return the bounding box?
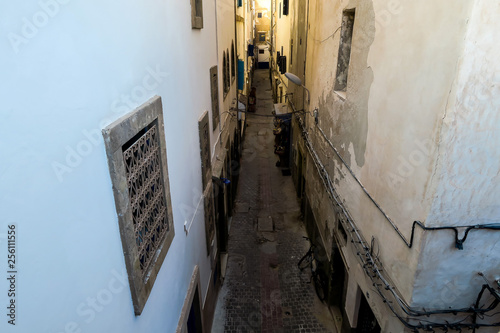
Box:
[123,124,169,277]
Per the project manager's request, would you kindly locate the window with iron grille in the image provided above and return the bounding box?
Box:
[190,0,203,29]
[102,96,175,315]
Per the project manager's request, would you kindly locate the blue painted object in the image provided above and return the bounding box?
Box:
[238,60,244,90]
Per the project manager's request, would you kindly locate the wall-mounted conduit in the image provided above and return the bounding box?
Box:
[289,100,500,331]
[311,107,500,250]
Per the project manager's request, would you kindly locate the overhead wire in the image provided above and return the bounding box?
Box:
[314,122,500,250]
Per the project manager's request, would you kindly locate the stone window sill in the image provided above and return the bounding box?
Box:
[334,90,346,101]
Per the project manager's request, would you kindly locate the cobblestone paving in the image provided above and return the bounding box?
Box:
[213,70,336,333]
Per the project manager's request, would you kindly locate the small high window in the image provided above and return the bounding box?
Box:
[335,9,355,92]
[257,12,262,18]
[190,0,204,29]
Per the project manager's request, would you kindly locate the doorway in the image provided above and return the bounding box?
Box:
[330,242,346,307]
[356,292,381,333]
[187,288,203,333]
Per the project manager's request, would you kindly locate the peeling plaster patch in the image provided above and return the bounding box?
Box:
[315,1,375,169]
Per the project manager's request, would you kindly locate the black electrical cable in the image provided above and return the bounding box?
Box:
[288,99,500,331]
[314,120,500,250]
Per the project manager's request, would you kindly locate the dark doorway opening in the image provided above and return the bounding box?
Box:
[187,288,203,333]
[356,291,381,333]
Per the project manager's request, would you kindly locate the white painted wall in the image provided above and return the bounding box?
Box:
[0,0,223,332]
[412,0,500,309]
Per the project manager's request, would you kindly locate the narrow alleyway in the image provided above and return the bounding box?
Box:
[212,70,337,333]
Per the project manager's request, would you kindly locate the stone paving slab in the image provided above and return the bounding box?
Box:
[258,217,274,232]
[235,202,250,213]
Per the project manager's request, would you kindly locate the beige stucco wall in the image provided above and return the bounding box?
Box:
[299,0,499,330]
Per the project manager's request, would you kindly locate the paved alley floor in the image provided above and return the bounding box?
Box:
[212,70,337,333]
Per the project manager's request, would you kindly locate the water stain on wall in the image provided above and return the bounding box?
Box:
[315,0,376,168]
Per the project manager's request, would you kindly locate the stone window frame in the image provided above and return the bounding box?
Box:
[198,111,216,255]
[210,66,220,131]
[190,0,204,29]
[176,265,204,333]
[102,96,175,315]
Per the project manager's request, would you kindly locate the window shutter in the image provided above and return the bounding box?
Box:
[283,0,289,15]
[248,44,254,57]
[238,60,244,90]
[280,56,287,74]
